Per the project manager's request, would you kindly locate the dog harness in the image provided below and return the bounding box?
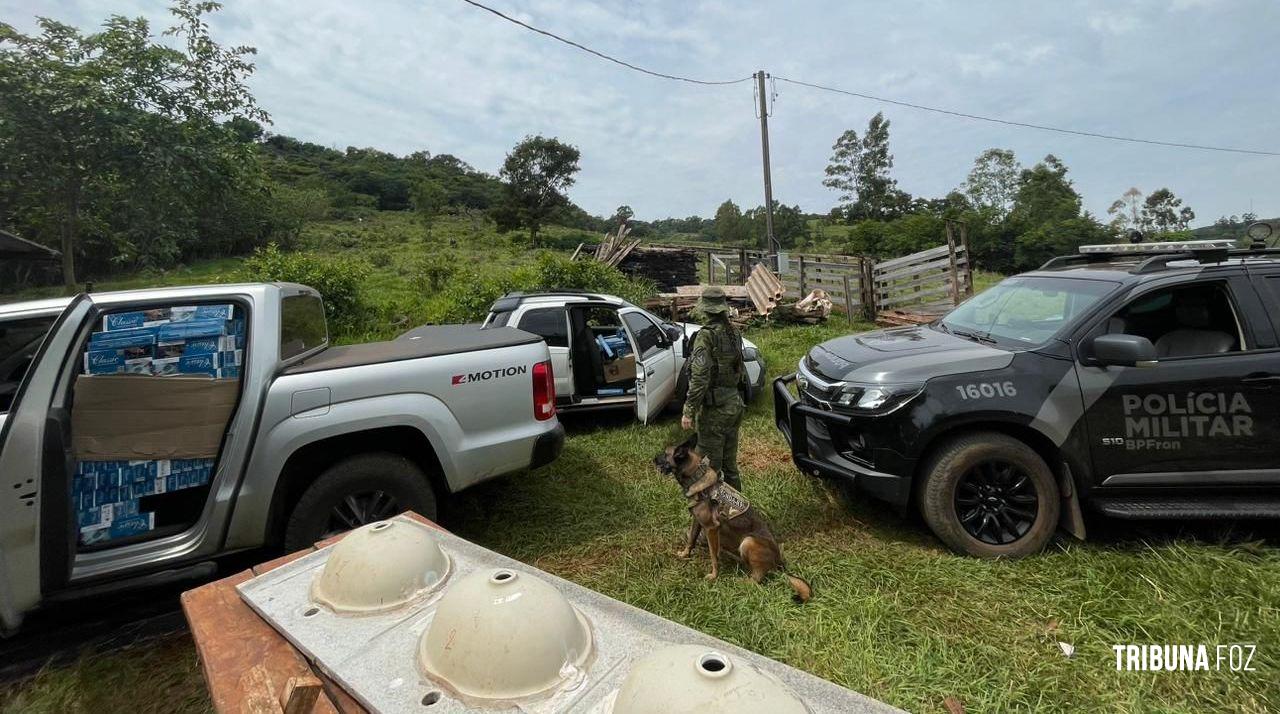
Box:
[686,459,750,522]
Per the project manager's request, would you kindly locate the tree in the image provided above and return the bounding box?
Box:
[495,135,580,247]
[411,178,448,236]
[713,200,748,245]
[823,112,907,221]
[963,149,1021,219]
[612,205,633,229]
[1107,187,1146,234]
[1141,188,1194,234]
[1006,156,1086,271]
[0,1,267,286]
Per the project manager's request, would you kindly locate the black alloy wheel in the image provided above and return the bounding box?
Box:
[322,490,404,539]
[954,460,1039,545]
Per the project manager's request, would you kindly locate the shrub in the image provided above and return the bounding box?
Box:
[412,253,458,293]
[242,243,371,330]
[434,253,656,324]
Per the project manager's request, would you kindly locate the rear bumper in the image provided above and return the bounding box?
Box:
[531,422,565,470]
[773,374,913,507]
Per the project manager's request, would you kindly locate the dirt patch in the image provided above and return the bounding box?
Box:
[737,436,792,471]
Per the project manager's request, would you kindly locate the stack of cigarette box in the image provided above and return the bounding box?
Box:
[83,304,244,378]
[75,303,241,545]
[74,458,215,545]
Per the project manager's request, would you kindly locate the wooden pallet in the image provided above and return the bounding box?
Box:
[181,513,447,713]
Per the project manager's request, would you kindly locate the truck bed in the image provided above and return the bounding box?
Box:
[282,324,542,375]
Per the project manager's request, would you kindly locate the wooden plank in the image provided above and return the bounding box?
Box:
[875,270,952,296]
[182,569,346,714]
[874,255,955,283]
[281,676,323,714]
[879,282,956,307]
[874,244,950,271]
[842,274,854,316]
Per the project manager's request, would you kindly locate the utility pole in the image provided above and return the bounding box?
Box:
[755,70,779,271]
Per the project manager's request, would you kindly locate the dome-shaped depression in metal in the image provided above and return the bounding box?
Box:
[418,568,593,701]
[311,520,449,614]
[612,644,809,714]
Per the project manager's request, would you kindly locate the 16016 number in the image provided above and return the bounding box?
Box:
[955,381,1017,400]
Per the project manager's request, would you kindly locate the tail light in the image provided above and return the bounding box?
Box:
[532,360,556,421]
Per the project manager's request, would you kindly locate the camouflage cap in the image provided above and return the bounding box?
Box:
[697,285,729,315]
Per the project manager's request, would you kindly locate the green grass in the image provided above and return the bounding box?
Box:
[2,219,1277,713]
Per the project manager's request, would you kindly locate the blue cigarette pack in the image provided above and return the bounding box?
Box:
[102,304,235,331]
[83,329,157,375]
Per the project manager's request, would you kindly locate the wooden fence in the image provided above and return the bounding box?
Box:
[870,221,973,313]
[639,220,972,320]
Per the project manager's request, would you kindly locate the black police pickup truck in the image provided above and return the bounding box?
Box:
[775,236,1280,558]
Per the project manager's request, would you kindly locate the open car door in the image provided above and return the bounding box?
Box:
[621,308,678,424]
[0,295,92,633]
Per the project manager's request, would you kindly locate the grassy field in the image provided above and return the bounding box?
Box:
[2,217,1278,712]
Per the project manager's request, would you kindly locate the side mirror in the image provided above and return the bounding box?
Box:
[1091,334,1158,367]
[664,324,683,344]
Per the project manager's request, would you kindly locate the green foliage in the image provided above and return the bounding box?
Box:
[0,1,269,286]
[823,112,910,221]
[412,253,457,292]
[241,243,370,330]
[963,148,1021,219]
[410,178,448,234]
[714,199,748,244]
[436,252,655,324]
[495,135,582,247]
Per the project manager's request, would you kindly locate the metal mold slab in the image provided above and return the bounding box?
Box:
[237,515,898,713]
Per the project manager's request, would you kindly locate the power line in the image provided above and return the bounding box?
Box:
[456,0,1278,157]
[456,0,753,86]
[774,76,1280,157]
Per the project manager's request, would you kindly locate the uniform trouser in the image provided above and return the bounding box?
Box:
[697,399,745,491]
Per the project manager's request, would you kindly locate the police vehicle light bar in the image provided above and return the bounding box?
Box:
[1077,239,1236,255]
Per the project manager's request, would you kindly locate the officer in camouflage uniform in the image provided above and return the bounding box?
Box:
[681,286,747,491]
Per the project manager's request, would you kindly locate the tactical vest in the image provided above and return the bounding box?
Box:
[705,321,744,391]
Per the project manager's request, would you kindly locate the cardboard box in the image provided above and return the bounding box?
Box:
[602,354,636,384]
[71,375,239,460]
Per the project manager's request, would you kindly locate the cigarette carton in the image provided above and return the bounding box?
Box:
[103,304,235,331]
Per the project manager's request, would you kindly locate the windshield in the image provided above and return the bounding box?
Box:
[939,276,1119,348]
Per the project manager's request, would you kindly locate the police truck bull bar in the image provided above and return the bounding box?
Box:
[773,373,913,506]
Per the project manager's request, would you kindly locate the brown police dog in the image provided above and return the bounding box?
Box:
[654,434,812,603]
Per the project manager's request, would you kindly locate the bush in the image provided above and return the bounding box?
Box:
[434,253,656,324]
[412,253,458,293]
[242,243,371,330]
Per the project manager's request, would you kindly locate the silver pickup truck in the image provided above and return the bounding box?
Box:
[0,282,563,634]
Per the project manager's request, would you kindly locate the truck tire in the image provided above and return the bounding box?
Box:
[918,432,1058,559]
[284,452,438,552]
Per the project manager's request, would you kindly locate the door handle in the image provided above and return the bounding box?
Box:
[645,368,655,378]
[1242,373,1280,387]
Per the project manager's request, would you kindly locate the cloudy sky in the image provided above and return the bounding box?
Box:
[8,0,1279,224]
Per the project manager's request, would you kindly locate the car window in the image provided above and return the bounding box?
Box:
[623,312,665,359]
[583,307,622,328]
[281,294,327,360]
[0,315,57,413]
[1102,281,1245,359]
[517,308,569,347]
[487,310,513,328]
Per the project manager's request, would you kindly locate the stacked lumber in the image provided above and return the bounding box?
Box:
[593,224,642,267]
[876,304,949,327]
[647,283,758,326]
[745,263,785,316]
[617,247,698,292]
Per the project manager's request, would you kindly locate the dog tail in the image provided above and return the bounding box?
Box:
[783,570,812,604]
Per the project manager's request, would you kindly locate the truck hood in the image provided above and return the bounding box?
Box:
[805,325,1013,384]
